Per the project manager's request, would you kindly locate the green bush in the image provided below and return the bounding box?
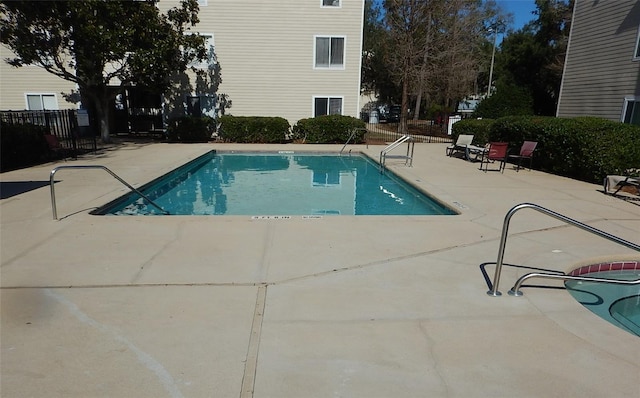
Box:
[291,115,366,144]
[489,116,640,183]
[450,118,495,146]
[563,117,640,182]
[473,83,534,119]
[218,116,290,143]
[452,116,640,183]
[0,122,49,171]
[167,116,214,143]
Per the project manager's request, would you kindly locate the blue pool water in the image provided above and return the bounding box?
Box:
[566,270,640,337]
[94,151,456,216]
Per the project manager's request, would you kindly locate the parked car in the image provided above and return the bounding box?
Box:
[377,104,401,123]
[387,105,401,123]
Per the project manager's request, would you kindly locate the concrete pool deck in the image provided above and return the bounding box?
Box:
[1,141,639,397]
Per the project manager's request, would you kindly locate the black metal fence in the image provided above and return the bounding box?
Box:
[366,120,453,144]
[0,109,97,154]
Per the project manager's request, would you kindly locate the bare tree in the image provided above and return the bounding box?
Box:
[383,0,499,128]
[383,0,430,133]
[438,0,489,109]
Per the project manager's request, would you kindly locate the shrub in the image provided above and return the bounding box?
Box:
[474,83,534,119]
[489,116,640,183]
[291,115,366,144]
[450,118,495,145]
[167,116,214,143]
[0,122,49,171]
[566,117,640,182]
[218,116,290,143]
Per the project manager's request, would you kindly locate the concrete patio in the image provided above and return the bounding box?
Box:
[1,141,639,397]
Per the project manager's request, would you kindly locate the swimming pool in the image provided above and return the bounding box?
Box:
[94,151,456,216]
[565,262,640,337]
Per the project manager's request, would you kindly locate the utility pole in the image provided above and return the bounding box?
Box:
[487,26,498,97]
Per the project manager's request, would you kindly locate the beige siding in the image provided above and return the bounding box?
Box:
[557,0,640,120]
[159,0,364,125]
[1,1,364,125]
[0,46,77,111]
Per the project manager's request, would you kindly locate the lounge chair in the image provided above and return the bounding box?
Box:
[604,175,640,195]
[446,134,473,158]
[508,141,537,171]
[465,143,488,162]
[479,142,508,173]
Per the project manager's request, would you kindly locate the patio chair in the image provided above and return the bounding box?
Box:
[508,141,537,171]
[604,175,640,196]
[446,134,474,158]
[478,142,508,173]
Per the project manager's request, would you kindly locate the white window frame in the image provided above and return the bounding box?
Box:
[186,94,217,118]
[189,33,215,69]
[25,93,58,110]
[312,95,344,117]
[311,170,342,188]
[197,0,208,6]
[634,25,640,60]
[313,35,346,69]
[320,0,341,8]
[622,96,640,125]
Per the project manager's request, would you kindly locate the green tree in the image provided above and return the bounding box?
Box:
[361,0,399,104]
[492,0,573,115]
[1,0,206,142]
[473,81,533,118]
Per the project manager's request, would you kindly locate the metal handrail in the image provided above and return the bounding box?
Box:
[50,165,169,220]
[508,272,640,296]
[340,128,365,155]
[487,203,640,296]
[379,135,414,170]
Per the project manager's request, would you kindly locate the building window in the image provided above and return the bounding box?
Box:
[622,98,640,126]
[314,96,343,117]
[26,93,57,110]
[197,0,208,6]
[314,36,345,68]
[635,26,640,59]
[321,0,340,7]
[186,95,216,118]
[189,34,215,69]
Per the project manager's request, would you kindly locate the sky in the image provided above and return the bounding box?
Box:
[496,0,539,31]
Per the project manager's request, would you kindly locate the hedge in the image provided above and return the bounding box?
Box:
[218,116,290,143]
[451,116,640,183]
[291,115,366,144]
[1,122,50,171]
[449,118,494,146]
[167,116,215,143]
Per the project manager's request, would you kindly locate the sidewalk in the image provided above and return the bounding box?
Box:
[1,142,639,397]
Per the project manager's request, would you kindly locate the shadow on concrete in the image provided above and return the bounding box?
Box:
[0,181,52,199]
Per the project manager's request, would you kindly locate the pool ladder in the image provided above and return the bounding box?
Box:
[487,203,640,296]
[379,135,414,171]
[50,165,169,220]
[340,128,367,155]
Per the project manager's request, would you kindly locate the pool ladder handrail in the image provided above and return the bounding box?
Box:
[50,165,169,220]
[508,272,640,296]
[487,202,640,297]
[340,128,366,155]
[379,135,414,171]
